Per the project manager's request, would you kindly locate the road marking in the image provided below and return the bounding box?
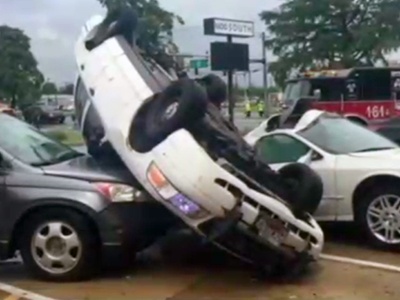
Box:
[321,253,400,273]
[0,283,58,300]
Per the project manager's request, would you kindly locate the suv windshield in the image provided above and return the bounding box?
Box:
[298,114,397,154]
[283,80,309,106]
[0,113,83,166]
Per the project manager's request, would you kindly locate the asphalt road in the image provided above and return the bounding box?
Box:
[0,224,400,300]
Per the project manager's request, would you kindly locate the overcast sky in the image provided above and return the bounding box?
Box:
[0,0,282,86]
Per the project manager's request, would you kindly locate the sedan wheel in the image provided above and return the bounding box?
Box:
[19,208,99,281]
[366,195,400,245]
[31,221,82,275]
[356,185,400,249]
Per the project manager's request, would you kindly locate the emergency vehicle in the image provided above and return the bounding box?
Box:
[282,67,400,142]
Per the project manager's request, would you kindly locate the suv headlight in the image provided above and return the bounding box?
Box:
[94,182,135,202]
[147,163,209,219]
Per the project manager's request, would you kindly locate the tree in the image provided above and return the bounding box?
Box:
[58,83,74,95]
[260,0,400,87]
[97,0,184,71]
[42,82,58,95]
[0,25,44,107]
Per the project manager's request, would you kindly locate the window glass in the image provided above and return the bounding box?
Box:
[0,113,81,166]
[307,78,344,101]
[299,115,397,154]
[283,81,309,106]
[358,70,391,101]
[256,134,310,164]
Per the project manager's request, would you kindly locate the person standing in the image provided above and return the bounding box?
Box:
[244,99,251,118]
[257,100,265,118]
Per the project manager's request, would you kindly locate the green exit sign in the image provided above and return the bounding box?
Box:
[190,59,208,69]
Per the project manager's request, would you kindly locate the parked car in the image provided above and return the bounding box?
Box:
[245,105,400,250]
[74,10,324,276]
[0,102,23,119]
[24,102,66,125]
[0,112,175,281]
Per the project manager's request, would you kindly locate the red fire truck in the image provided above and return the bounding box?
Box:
[283,67,400,142]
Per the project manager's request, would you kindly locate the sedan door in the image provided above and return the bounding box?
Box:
[0,151,10,246]
[254,133,339,221]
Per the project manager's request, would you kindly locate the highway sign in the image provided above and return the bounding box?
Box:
[190,59,208,69]
[203,18,254,38]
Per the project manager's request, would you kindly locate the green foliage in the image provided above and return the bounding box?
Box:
[0,25,44,107]
[58,83,74,95]
[42,82,58,95]
[46,129,84,146]
[97,0,184,70]
[260,0,400,87]
[46,130,67,141]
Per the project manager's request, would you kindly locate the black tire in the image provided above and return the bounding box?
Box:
[58,116,65,124]
[255,256,312,282]
[279,163,323,215]
[19,208,100,282]
[144,78,208,146]
[355,185,400,250]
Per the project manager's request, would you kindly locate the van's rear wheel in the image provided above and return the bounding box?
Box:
[144,79,208,148]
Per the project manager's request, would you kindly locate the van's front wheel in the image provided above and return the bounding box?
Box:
[279,163,323,215]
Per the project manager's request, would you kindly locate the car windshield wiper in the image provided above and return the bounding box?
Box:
[55,151,85,162]
[353,147,395,153]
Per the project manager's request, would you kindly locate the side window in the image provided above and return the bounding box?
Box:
[256,134,310,164]
[358,70,391,100]
[74,78,90,126]
[310,79,344,101]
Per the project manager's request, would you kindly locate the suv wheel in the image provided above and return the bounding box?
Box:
[19,208,100,281]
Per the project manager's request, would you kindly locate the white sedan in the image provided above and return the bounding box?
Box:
[245,109,400,249]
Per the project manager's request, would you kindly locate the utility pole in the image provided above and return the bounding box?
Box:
[261,32,269,115]
[248,70,252,89]
[227,35,234,124]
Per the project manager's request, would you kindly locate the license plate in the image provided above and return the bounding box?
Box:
[256,217,288,247]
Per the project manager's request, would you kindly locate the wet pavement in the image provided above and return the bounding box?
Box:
[0,224,399,300]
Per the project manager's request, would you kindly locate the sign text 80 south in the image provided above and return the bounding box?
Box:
[213,19,254,37]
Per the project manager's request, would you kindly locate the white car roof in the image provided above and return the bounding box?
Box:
[244,109,329,145]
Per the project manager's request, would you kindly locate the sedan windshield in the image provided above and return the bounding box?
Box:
[0,113,83,166]
[298,115,397,154]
